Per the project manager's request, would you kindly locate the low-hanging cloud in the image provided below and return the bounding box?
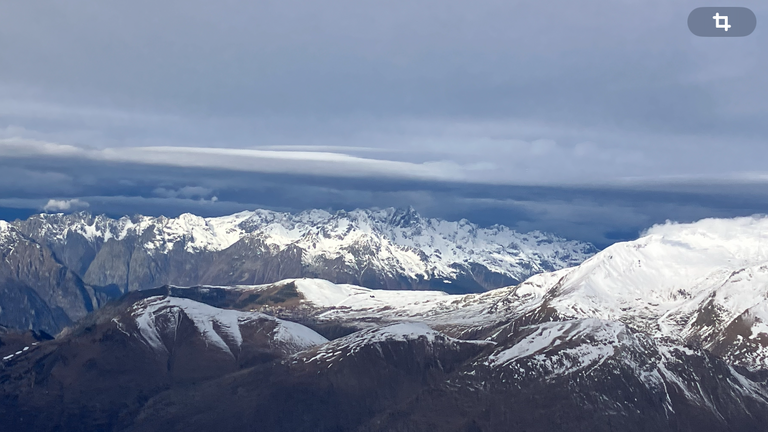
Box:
[0,138,470,183]
[42,198,89,212]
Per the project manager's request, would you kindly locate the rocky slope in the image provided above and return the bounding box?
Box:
[0,221,107,334]
[13,207,596,294]
[0,287,328,431]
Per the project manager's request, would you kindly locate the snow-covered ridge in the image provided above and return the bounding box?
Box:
[303,322,492,365]
[18,207,596,283]
[225,216,768,371]
[0,220,17,241]
[126,296,327,356]
[289,278,456,313]
[262,270,568,328]
[0,220,25,250]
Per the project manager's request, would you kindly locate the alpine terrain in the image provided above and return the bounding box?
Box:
[1,207,595,333]
[3,216,768,431]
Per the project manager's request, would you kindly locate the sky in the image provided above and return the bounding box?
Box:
[0,0,766,248]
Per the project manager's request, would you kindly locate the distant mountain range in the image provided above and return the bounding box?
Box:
[0,207,596,333]
[4,216,768,431]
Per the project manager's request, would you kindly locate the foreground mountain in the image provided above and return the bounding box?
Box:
[0,208,594,333]
[5,216,768,431]
[3,283,768,431]
[0,288,329,431]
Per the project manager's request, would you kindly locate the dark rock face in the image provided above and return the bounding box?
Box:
[0,223,105,334]
[0,279,62,334]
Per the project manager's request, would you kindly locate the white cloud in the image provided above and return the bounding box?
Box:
[0,138,469,183]
[42,198,89,212]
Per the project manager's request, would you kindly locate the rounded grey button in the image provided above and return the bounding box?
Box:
[688,7,756,37]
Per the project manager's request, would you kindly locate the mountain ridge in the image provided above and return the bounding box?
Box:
[4,280,768,431]
[14,207,595,285]
[1,207,595,333]
[6,216,768,430]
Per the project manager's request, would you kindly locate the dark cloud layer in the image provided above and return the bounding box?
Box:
[2,151,768,248]
[0,1,767,247]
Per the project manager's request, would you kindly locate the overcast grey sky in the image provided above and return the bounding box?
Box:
[0,0,766,246]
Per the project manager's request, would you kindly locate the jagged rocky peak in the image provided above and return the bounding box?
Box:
[0,219,19,244]
[386,206,423,228]
[17,211,131,244]
[8,207,597,295]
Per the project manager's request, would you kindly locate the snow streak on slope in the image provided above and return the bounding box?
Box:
[302,322,493,365]
[487,319,625,369]
[127,296,327,356]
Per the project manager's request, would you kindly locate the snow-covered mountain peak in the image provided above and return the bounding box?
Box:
[0,220,12,236]
[643,216,768,263]
[12,207,596,292]
[0,220,26,248]
[551,216,768,320]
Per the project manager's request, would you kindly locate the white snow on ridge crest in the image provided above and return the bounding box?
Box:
[22,208,595,282]
[0,220,14,242]
[304,322,493,364]
[128,296,327,356]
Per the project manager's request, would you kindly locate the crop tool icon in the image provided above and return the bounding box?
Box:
[712,12,731,31]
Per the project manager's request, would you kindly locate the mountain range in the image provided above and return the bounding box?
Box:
[3,216,768,431]
[0,208,595,334]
